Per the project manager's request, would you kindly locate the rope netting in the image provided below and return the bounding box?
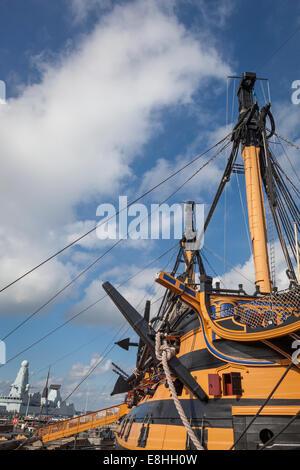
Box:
[211,285,300,329]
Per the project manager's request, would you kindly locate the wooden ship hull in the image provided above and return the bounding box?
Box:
[104,72,300,450]
[106,285,300,450]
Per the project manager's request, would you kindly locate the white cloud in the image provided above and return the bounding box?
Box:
[195,0,235,27]
[69,0,236,29]
[0,252,80,315]
[0,0,230,317]
[138,123,232,203]
[69,0,112,23]
[30,356,114,410]
[213,240,293,293]
[66,264,163,327]
[139,152,225,204]
[271,102,300,184]
[69,353,111,379]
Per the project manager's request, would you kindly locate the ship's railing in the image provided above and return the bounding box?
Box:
[34,403,128,443]
[213,285,300,329]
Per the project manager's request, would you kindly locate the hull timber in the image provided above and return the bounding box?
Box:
[114,317,300,450]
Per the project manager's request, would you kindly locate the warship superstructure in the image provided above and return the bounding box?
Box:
[0,360,75,417]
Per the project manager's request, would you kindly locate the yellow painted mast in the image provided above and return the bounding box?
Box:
[242,145,271,292]
[237,73,271,293]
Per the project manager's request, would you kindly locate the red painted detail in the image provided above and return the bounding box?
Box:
[208,374,221,396]
[222,372,242,396]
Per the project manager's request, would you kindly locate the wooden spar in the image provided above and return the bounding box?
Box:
[242,145,271,293]
[237,72,271,293]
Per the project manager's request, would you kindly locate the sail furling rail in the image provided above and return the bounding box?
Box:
[237,72,271,293]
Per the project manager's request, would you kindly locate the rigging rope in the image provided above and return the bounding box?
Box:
[230,361,294,450]
[259,408,300,450]
[0,133,232,295]
[0,244,176,366]
[235,171,252,256]
[223,183,227,276]
[230,78,236,126]
[203,245,255,285]
[64,343,116,403]
[1,139,231,342]
[273,131,300,151]
[257,25,300,71]
[31,331,108,378]
[201,250,226,288]
[266,202,276,288]
[276,136,300,186]
[259,79,267,104]
[226,77,229,129]
[44,292,149,404]
[155,332,204,451]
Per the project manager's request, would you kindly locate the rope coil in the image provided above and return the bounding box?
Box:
[132,368,141,378]
[155,332,204,451]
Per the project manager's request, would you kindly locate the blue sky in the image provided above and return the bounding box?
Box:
[0,0,299,411]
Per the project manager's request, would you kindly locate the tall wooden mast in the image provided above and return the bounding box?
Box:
[237,72,271,293]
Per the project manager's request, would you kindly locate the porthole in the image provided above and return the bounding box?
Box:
[259,428,274,444]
